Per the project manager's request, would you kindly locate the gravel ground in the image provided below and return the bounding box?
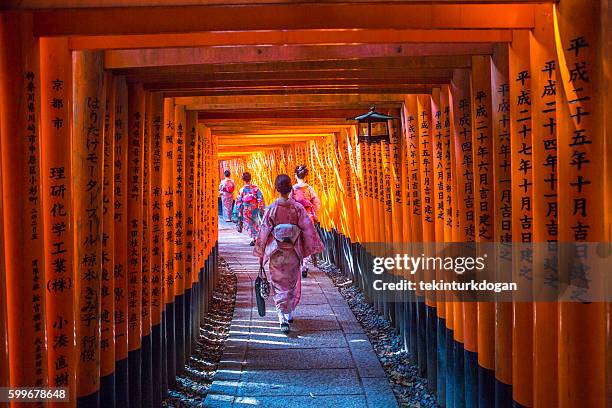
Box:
[162,258,237,408]
[316,258,439,408]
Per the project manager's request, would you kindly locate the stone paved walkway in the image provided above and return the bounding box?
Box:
[204,220,398,408]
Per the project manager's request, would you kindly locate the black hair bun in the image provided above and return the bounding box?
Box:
[295,164,308,179]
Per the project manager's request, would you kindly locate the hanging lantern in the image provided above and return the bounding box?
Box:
[348,106,396,143]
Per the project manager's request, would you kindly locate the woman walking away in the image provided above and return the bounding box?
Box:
[235,171,265,246]
[254,174,324,334]
[290,165,321,278]
[219,170,236,222]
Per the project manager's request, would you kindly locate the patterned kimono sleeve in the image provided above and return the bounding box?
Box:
[253,205,274,258]
[235,187,244,216]
[256,188,265,208]
[308,186,322,215]
[297,204,324,257]
[218,180,225,193]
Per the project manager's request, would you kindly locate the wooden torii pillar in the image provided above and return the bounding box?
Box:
[530,5,559,408]
[451,68,473,408]
[40,36,76,408]
[112,75,129,408]
[0,14,48,406]
[73,49,106,407]
[554,1,607,406]
[162,97,177,388]
[490,42,513,408]
[471,54,495,408]
[147,92,165,408]
[184,110,198,359]
[126,82,145,408]
[173,104,187,374]
[100,71,115,408]
[140,89,152,408]
[0,143,6,399]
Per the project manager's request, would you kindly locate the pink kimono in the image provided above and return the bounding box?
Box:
[290,183,321,223]
[290,183,321,271]
[218,178,235,222]
[253,198,324,314]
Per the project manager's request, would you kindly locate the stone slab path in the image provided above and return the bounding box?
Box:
[204,220,398,408]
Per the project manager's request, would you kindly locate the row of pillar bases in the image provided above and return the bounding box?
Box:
[319,229,576,408]
[96,248,219,408]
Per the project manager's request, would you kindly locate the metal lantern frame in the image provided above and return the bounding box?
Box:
[348,106,397,144]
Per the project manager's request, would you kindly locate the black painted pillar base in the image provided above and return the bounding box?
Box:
[495,380,513,408]
[115,357,129,408]
[407,296,417,359]
[446,327,455,408]
[203,260,210,315]
[141,334,153,408]
[199,267,206,324]
[192,282,200,349]
[166,302,177,386]
[175,293,186,373]
[77,391,99,408]
[416,298,427,377]
[152,322,163,407]
[436,318,447,407]
[453,340,466,408]
[426,305,437,394]
[161,311,168,397]
[128,348,142,408]
[184,288,192,359]
[100,372,115,408]
[478,365,496,408]
[464,349,478,408]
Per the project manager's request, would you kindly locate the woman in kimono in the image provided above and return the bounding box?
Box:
[254,174,324,334]
[290,165,321,278]
[235,171,265,246]
[218,170,236,222]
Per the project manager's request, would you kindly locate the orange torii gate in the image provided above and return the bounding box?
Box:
[0,1,610,408]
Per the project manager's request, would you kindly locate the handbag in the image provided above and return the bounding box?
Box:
[254,260,270,317]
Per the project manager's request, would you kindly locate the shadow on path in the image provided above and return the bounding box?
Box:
[204,219,398,408]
